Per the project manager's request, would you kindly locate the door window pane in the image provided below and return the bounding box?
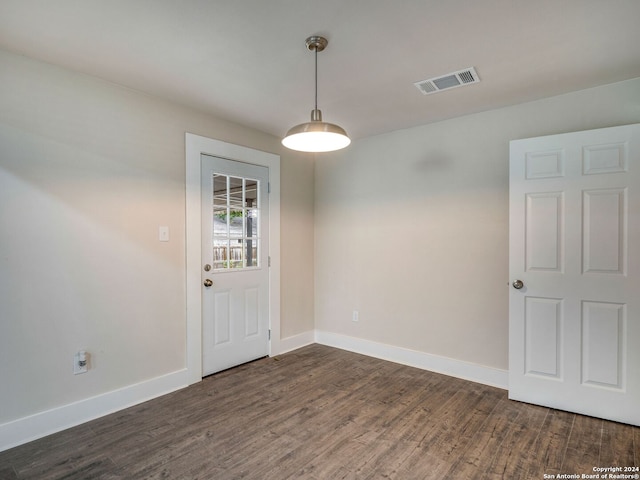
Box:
[244,239,258,267]
[213,208,228,237]
[213,175,227,206]
[229,177,244,208]
[210,173,261,271]
[229,208,244,238]
[246,209,258,237]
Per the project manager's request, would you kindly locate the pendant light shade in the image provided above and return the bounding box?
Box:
[282,36,350,153]
[282,109,351,152]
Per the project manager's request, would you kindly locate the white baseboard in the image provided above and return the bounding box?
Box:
[0,368,188,452]
[275,330,315,355]
[315,331,508,390]
[1,334,507,452]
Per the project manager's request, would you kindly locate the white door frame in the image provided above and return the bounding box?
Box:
[185,133,281,385]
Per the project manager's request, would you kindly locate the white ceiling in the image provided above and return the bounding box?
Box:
[1,1,639,141]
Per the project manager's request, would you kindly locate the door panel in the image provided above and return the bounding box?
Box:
[213,290,231,346]
[582,188,626,274]
[201,155,269,376]
[525,192,564,272]
[509,123,640,426]
[244,287,259,337]
[525,296,562,379]
[581,301,625,389]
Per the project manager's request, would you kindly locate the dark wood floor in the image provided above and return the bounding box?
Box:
[1,344,638,479]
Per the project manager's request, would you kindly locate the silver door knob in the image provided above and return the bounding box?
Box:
[203,279,213,287]
[512,279,524,289]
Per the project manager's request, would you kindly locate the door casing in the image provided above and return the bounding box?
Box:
[185,133,281,385]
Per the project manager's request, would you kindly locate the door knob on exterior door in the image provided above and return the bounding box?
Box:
[512,279,524,289]
[204,279,213,287]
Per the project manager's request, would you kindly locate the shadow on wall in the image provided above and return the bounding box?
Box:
[411,152,452,173]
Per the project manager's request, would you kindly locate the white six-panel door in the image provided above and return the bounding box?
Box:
[509,124,640,426]
[201,155,270,376]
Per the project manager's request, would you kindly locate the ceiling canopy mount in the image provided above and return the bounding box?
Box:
[305,35,327,52]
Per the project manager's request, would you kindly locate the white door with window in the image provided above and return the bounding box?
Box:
[201,155,269,375]
[509,123,640,426]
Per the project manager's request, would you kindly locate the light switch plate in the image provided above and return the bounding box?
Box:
[159,226,169,242]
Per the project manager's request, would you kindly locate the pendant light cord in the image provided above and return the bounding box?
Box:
[314,46,318,111]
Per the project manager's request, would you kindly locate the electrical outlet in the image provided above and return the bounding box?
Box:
[73,350,88,375]
[352,310,359,322]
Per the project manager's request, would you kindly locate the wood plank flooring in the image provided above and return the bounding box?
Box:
[0,344,638,479]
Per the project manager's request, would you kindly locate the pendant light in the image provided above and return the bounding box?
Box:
[282,36,351,153]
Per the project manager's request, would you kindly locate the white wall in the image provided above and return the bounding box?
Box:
[315,78,640,372]
[0,48,315,432]
[2,41,638,448]
[281,156,315,338]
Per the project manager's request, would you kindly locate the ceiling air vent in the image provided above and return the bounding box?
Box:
[414,67,480,95]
